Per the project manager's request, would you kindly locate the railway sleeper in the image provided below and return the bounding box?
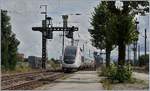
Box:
[2,73,64,90]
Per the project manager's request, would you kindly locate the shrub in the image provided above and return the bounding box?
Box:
[99,63,132,83]
[15,62,32,72]
[47,60,60,70]
[107,64,117,79]
[115,64,132,82]
[99,64,117,77]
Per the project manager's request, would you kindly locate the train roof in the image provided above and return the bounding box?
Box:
[84,57,94,61]
[65,46,78,50]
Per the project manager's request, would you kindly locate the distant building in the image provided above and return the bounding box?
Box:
[28,56,41,69]
[17,53,25,61]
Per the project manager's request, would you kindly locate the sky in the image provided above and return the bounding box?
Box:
[1,0,149,61]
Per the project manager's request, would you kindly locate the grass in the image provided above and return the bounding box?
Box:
[100,78,112,90]
[47,60,61,70]
[2,60,61,75]
[99,77,148,90]
[15,63,32,72]
[2,62,34,74]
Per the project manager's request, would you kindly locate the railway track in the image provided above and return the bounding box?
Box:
[2,70,48,81]
[1,68,96,90]
[1,70,65,90]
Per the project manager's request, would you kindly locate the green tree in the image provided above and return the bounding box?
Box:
[1,10,20,70]
[90,1,149,67]
[90,2,116,67]
[106,1,149,66]
[115,14,136,66]
[91,1,149,82]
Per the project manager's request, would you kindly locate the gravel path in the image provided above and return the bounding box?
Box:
[35,71,103,90]
[111,72,149,90]
[133,72,149,83]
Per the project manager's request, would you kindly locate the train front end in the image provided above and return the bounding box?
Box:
[62,46,81,72]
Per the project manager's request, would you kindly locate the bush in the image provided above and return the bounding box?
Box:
[99,63,132,83]
[99,64,117,77]
[15,62,32,72]
[2,62,32,74]
[107,64,117,79]
[47,60,60,70]
[115,64,132,82]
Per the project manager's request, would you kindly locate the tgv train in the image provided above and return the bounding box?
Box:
[62,45,95,72]
[62,46,83,72]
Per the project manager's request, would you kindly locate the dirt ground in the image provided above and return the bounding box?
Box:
[35,71,103,90]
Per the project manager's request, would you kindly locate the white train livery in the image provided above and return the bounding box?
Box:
[62,46,83,72]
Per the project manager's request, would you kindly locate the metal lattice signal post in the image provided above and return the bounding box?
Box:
[40,5,48,69]
[62,14,81,46]
[62,15,68,56]
[32,26,78,69]
[32,6,78,69]
[32,5,78,69]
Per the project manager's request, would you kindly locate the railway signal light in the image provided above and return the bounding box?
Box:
[66,26,74,38]
[46,30,53,39]
[66,31,73,38]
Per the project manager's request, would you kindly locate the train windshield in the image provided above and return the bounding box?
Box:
[64,47,77,60]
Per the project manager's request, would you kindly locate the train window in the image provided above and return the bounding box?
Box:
[64,47,77,57]
[80,48,82,52]
[64,56,74,60]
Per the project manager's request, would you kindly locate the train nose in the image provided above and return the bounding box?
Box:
[64,59,75,64]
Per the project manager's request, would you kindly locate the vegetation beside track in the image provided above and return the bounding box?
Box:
[97,64,149,90]
[47,58,61,70]
[2,58,61,75]
[2,62,33,74]
[100,77,148,90]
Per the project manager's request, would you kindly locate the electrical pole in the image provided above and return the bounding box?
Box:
[138,45,140,62]
[62,15,68,56]
[83,44,85,53]
[133,18,139,65]
[71,38,74,46]
[145,29,147,57]
[89,49,90,57]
